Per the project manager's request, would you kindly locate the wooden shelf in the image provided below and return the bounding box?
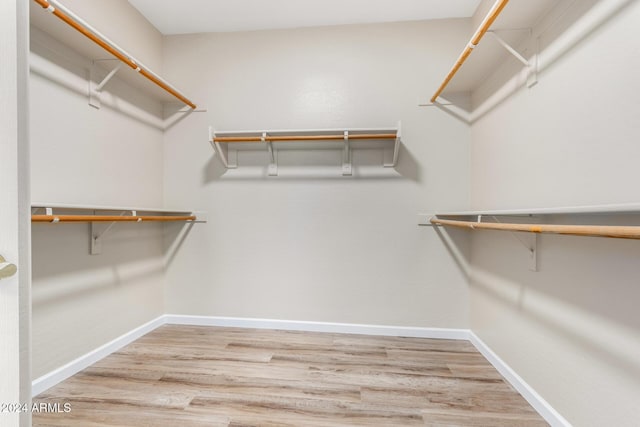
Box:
[31,203,204,255]
[32,214,196,223]
[420,203,640,218]
[30,0,196,108]
[430,217,640,240]
[209,125,401,176]
[419,205,640,271]
[429,0,556,97]
[31,202,201,223]
[32,202,195,214]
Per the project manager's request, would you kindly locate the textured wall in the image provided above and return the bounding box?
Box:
[469,1,640,425]
[162,20,473,327]
[29,1,167,379]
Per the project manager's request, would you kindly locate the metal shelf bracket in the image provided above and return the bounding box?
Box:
[487,30,538,88]
[91,210,136,255]
[342,131,352,176]
[209,126,237,169]
[264,132,278,176]
[423,214,538,271]
[383,121,401,167]
[209,123,400,175]
[486,215,538,271]
[89,60,123,109]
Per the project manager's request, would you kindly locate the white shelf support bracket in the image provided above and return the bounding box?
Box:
[529,234,538,272]
[487,30,537,88]
[384,121,401,167]
[466,214,482,229]
[529,35,540,88]
[89,61,123,109]
[490,216,538,272]
[209,126,237,169]
[342,131,352,176]
[90,210,131,255]
[264,132,278,176]
[209,125,399,175]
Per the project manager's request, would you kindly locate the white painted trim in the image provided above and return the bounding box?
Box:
[31,314,468,397]
[31,202,194,214]
[31,314,569,427]
[32,315,166,396]
[468,332,571,427]
[165,314,470,340]
[423,201,640,217]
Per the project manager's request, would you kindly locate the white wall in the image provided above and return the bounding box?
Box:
[25,2,640,425]
[45,0,163,72]
[162,20,473,327]
[469,1,640,425]
[29,1,167,379]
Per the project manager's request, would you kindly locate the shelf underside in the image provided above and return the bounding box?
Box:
[29,2,187,105]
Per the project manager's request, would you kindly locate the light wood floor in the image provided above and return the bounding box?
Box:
[34,325,548,426]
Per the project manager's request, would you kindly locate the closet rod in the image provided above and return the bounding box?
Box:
[430,0,510,103]
[213,133,397,143]
[33,0,197,109]
[431,218,640,240]
[32,215,196,223]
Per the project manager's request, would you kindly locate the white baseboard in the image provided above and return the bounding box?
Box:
[32,315,466,397]
[31,314,567,426]
[468,332,571,427]
[164,314,470,340]
[32,315,166,397]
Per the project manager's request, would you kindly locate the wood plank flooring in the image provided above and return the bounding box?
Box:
[33,325,548,426]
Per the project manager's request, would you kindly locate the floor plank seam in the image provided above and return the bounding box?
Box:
[33,325,550,426]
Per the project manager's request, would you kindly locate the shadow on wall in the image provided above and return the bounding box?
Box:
[431,0,635,125]
[469,0,635,123]
[163,104,201,131]
[30,28,164,130]
[31,223,166,307]
[163,221,195,269]
[469,220,640,382]
[201,142,421,182]
[433,225,472,279]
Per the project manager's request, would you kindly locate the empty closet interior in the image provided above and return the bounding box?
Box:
[20,0,640,425]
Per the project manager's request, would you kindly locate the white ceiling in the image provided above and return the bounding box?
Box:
[127,0,481,35]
